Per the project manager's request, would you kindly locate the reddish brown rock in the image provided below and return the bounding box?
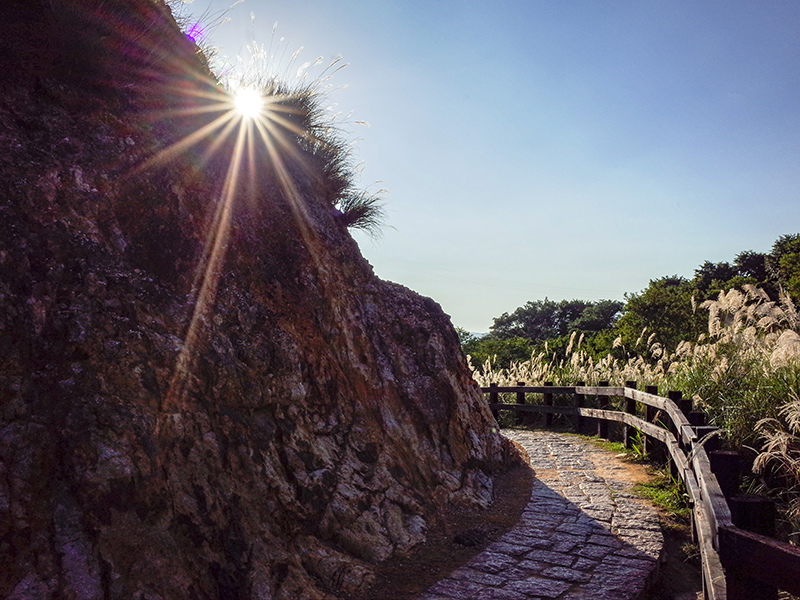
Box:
[0,1,515,599]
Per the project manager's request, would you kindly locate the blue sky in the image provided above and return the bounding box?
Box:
[177,0,800,332]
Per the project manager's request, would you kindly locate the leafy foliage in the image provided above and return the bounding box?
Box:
[455,327,479,346]
[490,298,622,342]
[614,276,706,352]
[767,234,800,300]
[693,261,740,291]
[571,300,625,331]
[735,250,769,281]
[463,336,536,371]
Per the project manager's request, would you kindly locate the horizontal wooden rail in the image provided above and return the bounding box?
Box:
[622,387,669,410]
[665,434,690,475]
[682,467,727,599]
[575,385,625,396]
[488,403,577,415]
[486,385,577,394]
[481,382,797,599]
[683,468,701,508]
[623,386,694,444]
[692,448,733,545]
[696,496,728,600]
[718,526,800,595]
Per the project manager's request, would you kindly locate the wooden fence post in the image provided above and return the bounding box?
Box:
[693,426,721,453]
[726,574,779,600]
[709,450,740,498]
[624,381,637,449]
[489,383,498,422]
[726,494,779,600]
[544,381,554,427]
[667,391,685,479]
[670,390,691,417]
[669,390,691,446]
[597,381,609,439]
[515,381,525,426]
[688,410,706,426]
[730,495,776,537]
[575,381,585,434]
[643,385,659,458]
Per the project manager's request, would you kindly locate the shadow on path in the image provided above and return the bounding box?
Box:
[418,430,664,600]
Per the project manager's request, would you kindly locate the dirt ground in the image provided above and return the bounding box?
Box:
[645,522,703,600]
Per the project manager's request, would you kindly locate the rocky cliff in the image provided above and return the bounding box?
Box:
[0,1,515,599]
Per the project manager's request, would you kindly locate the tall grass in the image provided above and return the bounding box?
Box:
[470,285,800,447]
[753,398,800,541]
[471,284,800,538]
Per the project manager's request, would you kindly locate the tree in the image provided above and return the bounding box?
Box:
[767,234,800,300]
[693,261,739,292]
[461,336,535,370]
[613,276,707,352]
[734,250,768,282]
[455,326,479,347]
[570,299,624,332]
[490,298,567,341]
[489,298,621,341]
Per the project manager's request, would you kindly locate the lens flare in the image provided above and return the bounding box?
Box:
[185,22,205,44]
[233,87,263,120]
[134,73,341,417]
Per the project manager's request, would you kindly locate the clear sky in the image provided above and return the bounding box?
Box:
[176,0,800,332]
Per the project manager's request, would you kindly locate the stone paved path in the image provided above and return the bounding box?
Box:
[419,431,664,600]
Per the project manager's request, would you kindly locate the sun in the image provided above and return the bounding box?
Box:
[141,74,324,411]
[233,87,264,120]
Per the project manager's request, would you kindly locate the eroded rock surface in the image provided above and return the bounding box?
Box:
[0,2,514,598]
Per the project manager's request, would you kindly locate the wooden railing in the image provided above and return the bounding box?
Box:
[481,382,800,600]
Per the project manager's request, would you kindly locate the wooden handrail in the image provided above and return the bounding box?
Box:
[692,447,733,542]
[718,526,800,595]
[484,385,579,394]
[575,385,625,396]
[480,383,795,599]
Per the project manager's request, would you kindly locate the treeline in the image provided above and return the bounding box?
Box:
[461,233,800,368]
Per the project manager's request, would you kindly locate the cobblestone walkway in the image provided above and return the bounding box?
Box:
[420,431,664,600]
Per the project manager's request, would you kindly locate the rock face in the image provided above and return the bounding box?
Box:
[0,1,515,599]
